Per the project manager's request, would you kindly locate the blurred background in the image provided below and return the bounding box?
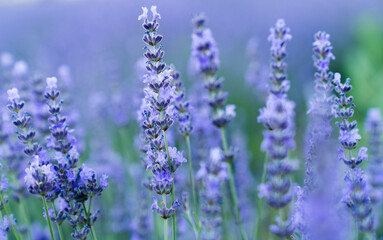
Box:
[0,0,383,238]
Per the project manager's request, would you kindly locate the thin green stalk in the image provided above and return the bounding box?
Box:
[162,131,176,240]
[154,213,161,240]
[52,203,64,240]
[19,198,32,240]
[185,136,199,232]
[255,153,269,239]
[87,197,98,240]
[354,220,359,240]
[163,195,168,240]
[0,194,20,240]
[42,195,55,240]
[9,174,31,240]
[220,128,247,240]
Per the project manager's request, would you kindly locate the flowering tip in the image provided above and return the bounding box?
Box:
[276,19,286,28]
[7,88,19,101]
[138,7,148,21]
[151,6,161,20]
[46,77,58,89]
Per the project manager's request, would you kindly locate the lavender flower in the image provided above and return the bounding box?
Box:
[170,66,193,137]
[334,73,375,233]
[294,32,346,240]
[7,88,42,157]
[24,156,56,196]
[196,148,228,240]
[257,19,296,238]
[365,108,383,225]
[138,8,186,239]
[191,14,235,130]
[245,38,269,100]
[305,31,336,193]
[191,13,246,239]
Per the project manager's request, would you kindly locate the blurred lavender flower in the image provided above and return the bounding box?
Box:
[305,31,336,192]
[191,14,235,130]
[257,19,297,238]
[334,73,375,233]
[232,132,256,229]
[365,108,383,225]
[295,32,346,240]
[191,13,247,239]
[245,38,268,101]
[170,66,193,137]
[196,148,228,240]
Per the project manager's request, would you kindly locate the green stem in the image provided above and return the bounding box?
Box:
[162,131,176,240]
[19,198,32,240]
[9,174,31,240]
[42,196,55,240]
[163,195,168,240]
[88,198,98,240]
[52,203,64,240]
[185,136,199,232]
[220,128,247,240]
[0,194,19,240]
[154,213,161,240]
[255,153,269,239]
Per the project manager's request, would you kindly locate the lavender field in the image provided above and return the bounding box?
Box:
[0,0,383,239]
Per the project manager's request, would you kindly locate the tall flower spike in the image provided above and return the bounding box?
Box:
[7,88,42,157]
[138,6,186,239]
[43,77,108,240]
[365,108,383,227]
[257,19,297,238]
[191,14,247,240]
[298,31,345,239]
[196,148,228,240]
[334,73,375,233]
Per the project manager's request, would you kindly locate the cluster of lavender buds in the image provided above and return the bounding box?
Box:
[333,73,374,233]
[245,38,269,101]
[365,109,383,215]
[305,31,336,192]
[170,66,193,137]
[257,19,297,238]
[7,88,42,157]
[7,77,108,240]
[191,14,236,130]
[0,164,20,240]
[295,31,347,240]
[196,148,228,240]
[191,13,248,240]
[138,6,187,239]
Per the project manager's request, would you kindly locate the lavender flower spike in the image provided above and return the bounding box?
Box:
[196,148,228,240]
[365,108,383,227]
[191,14,247,240]
[334,73,375,234]
[297,31,346,240]
[7,88,42,157]
[138,6,187,240]
[257,19,297,238]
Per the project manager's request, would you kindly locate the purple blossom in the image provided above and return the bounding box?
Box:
[334,73,375,232]
[191,14,234,130]
[257,19,297,238]
[365,108,383,224]
[0,174,8,192]
[24,156,57,195]
[138,5,184,220]
[196,147,228,239]
[245,38,269,100]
